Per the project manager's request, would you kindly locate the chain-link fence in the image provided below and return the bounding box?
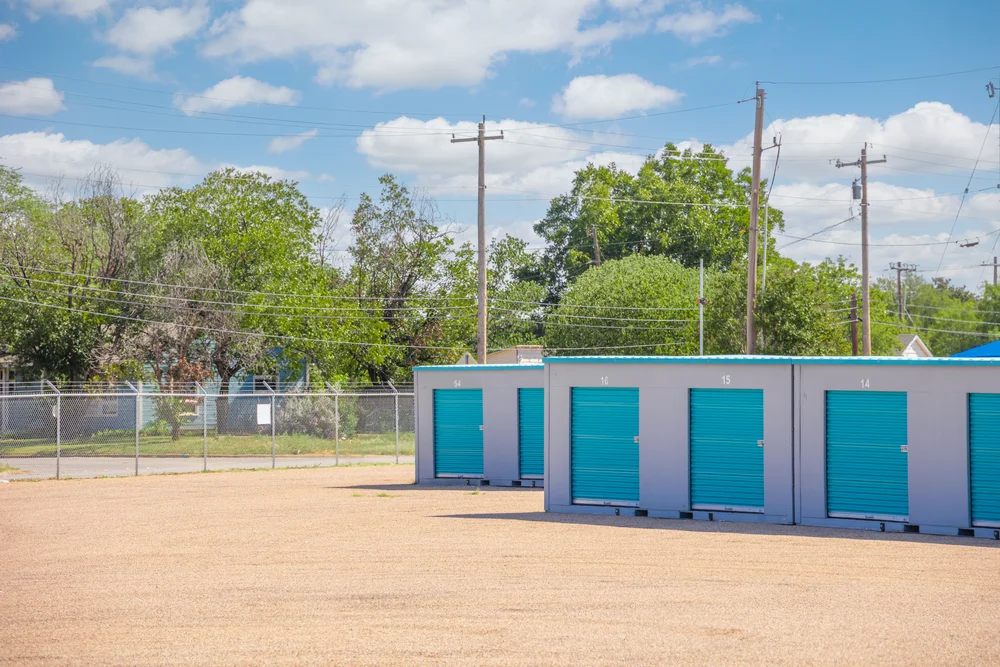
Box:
[0,382,414,480]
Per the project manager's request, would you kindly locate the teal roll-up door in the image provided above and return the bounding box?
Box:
[571,387,639,506]
[433,389,484,477]
[826,390,908,520]
[970,393,1000,526]
[690,388,764,512]
[518,388,544,478]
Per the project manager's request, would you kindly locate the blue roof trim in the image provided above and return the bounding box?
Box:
[414,364,543,372]
[543,355,1000,367]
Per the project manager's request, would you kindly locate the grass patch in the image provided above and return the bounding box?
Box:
[1,431,415,458]
[375,492,396,498]
[351,492,365,497]
[468,489,481,495]
[0,463,22,474]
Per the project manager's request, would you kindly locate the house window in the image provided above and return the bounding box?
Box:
[101,397,119,416]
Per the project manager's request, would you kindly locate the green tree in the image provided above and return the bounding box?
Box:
[533,145,783,298]
[545,255,700,356]
[0,167,152,380]
[707,257,899,356]
[147,168,352,428]
[347,174,470,381]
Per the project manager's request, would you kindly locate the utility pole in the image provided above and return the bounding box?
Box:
[836,144,886,355]
[588,225,601,266]
[452,116,503,364]
[850,293,859,357]
[981,257,999,287]
[746,85,765,355]
[889,262,917,320]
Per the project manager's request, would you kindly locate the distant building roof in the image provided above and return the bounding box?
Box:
[897,334,932,358]
[952,339,1000,358]
[485,345,544,365]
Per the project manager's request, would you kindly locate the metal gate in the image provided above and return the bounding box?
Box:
[570,387,639,506]
[690,388,764,512]
[826,390,908,521]
[433,389,484,477]
[970,393,1000,526]
[518,387,544,479]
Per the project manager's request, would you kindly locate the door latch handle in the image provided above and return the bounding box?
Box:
[479,425,484,431]
[633,436,640,443]
[757,440,765,448]
[900,445,908,453]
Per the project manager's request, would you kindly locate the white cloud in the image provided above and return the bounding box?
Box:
[105,4,209,55]
[0,131,326,196]
[519,98,536,109]
[225,164,313,182]
[0,24,16,41]
[357,116,648,197]
[0,78,66,116]
[203,1,651,90]
[93,55,158,80]
[267,128,319,154]
[719,102,1000,184]
[0,131,206,193]
[656,3,758,43]
[552,74,683,120]
[175,76,301,115]
[765,180,1000,291]
[681,54,722,68]
[23,0,109,19]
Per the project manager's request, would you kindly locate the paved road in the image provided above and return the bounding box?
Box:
[0,455,414,480]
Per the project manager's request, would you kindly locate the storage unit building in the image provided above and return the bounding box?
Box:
[544,356,795,524]
[794,357,1000,537]
[414,364,544,486]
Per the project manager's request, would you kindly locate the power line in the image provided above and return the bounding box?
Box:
[776,214,856,249]
[493,299,698,312]
[0,264,481,301]
[765,64,1000,85]
[0,65,461,118]
[936,99,1000,275]
[0,113,450,139]
[0,293,470,350]
[775,227,1000,248]
[5,278,478,315]
[875,320,994,338]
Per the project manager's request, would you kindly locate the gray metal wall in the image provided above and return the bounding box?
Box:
[544,360,794,523]
[795,363,999,537]
[414,366,543,486]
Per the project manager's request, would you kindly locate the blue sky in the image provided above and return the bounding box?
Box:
[1,0,999,288]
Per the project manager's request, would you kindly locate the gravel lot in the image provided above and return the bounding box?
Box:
[2,465,999,666]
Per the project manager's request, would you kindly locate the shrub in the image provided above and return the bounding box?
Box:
[275,395,358,439]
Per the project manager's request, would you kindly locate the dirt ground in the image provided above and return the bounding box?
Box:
[2,466,999,666]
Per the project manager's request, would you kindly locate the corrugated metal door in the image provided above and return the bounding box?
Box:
[433,388,484,477]
[518,388,544,478]
[826,390,908,521]
[571,387,639,506]
[690,388,764,512]
[970,393,1000,526]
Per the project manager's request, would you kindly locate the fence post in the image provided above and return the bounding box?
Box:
[326,382,339,466]
[196,381,207,472]
[46,381,61,480]
[126,380,140,476]
[389,381,399,465]
[263,380,276,469]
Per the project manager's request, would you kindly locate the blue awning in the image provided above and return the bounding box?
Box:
[952,340,1000,357]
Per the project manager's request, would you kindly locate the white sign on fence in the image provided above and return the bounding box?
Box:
[256,403,272,426]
